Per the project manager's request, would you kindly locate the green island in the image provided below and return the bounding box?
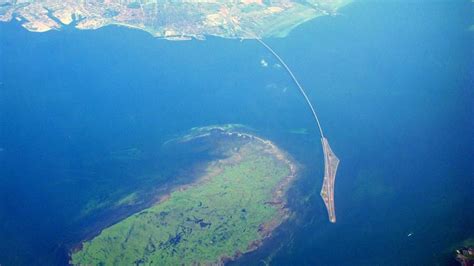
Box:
[71,127,297,265]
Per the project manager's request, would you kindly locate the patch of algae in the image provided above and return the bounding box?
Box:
[71,132,296,265]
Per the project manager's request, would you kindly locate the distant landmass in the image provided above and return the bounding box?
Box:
[0,0,351,40]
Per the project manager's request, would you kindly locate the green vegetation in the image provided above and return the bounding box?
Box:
[453,238,474,254]
[71,141,293,265]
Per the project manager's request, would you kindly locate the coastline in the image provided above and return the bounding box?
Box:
[70,131,298,265]
[218,132,298,265]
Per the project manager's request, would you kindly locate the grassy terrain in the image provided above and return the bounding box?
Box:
[71,141,292,265]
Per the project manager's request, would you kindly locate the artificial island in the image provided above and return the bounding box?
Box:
[0,0,346,261]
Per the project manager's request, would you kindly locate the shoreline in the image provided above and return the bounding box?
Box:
[70,131,298,265]
[218,132,298,265]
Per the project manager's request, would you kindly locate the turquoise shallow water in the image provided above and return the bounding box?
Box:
[0,1,473,265]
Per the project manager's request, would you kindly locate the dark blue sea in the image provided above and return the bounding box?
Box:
[0,1,472,265]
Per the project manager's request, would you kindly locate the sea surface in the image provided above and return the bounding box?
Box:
[0,1,473,265]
